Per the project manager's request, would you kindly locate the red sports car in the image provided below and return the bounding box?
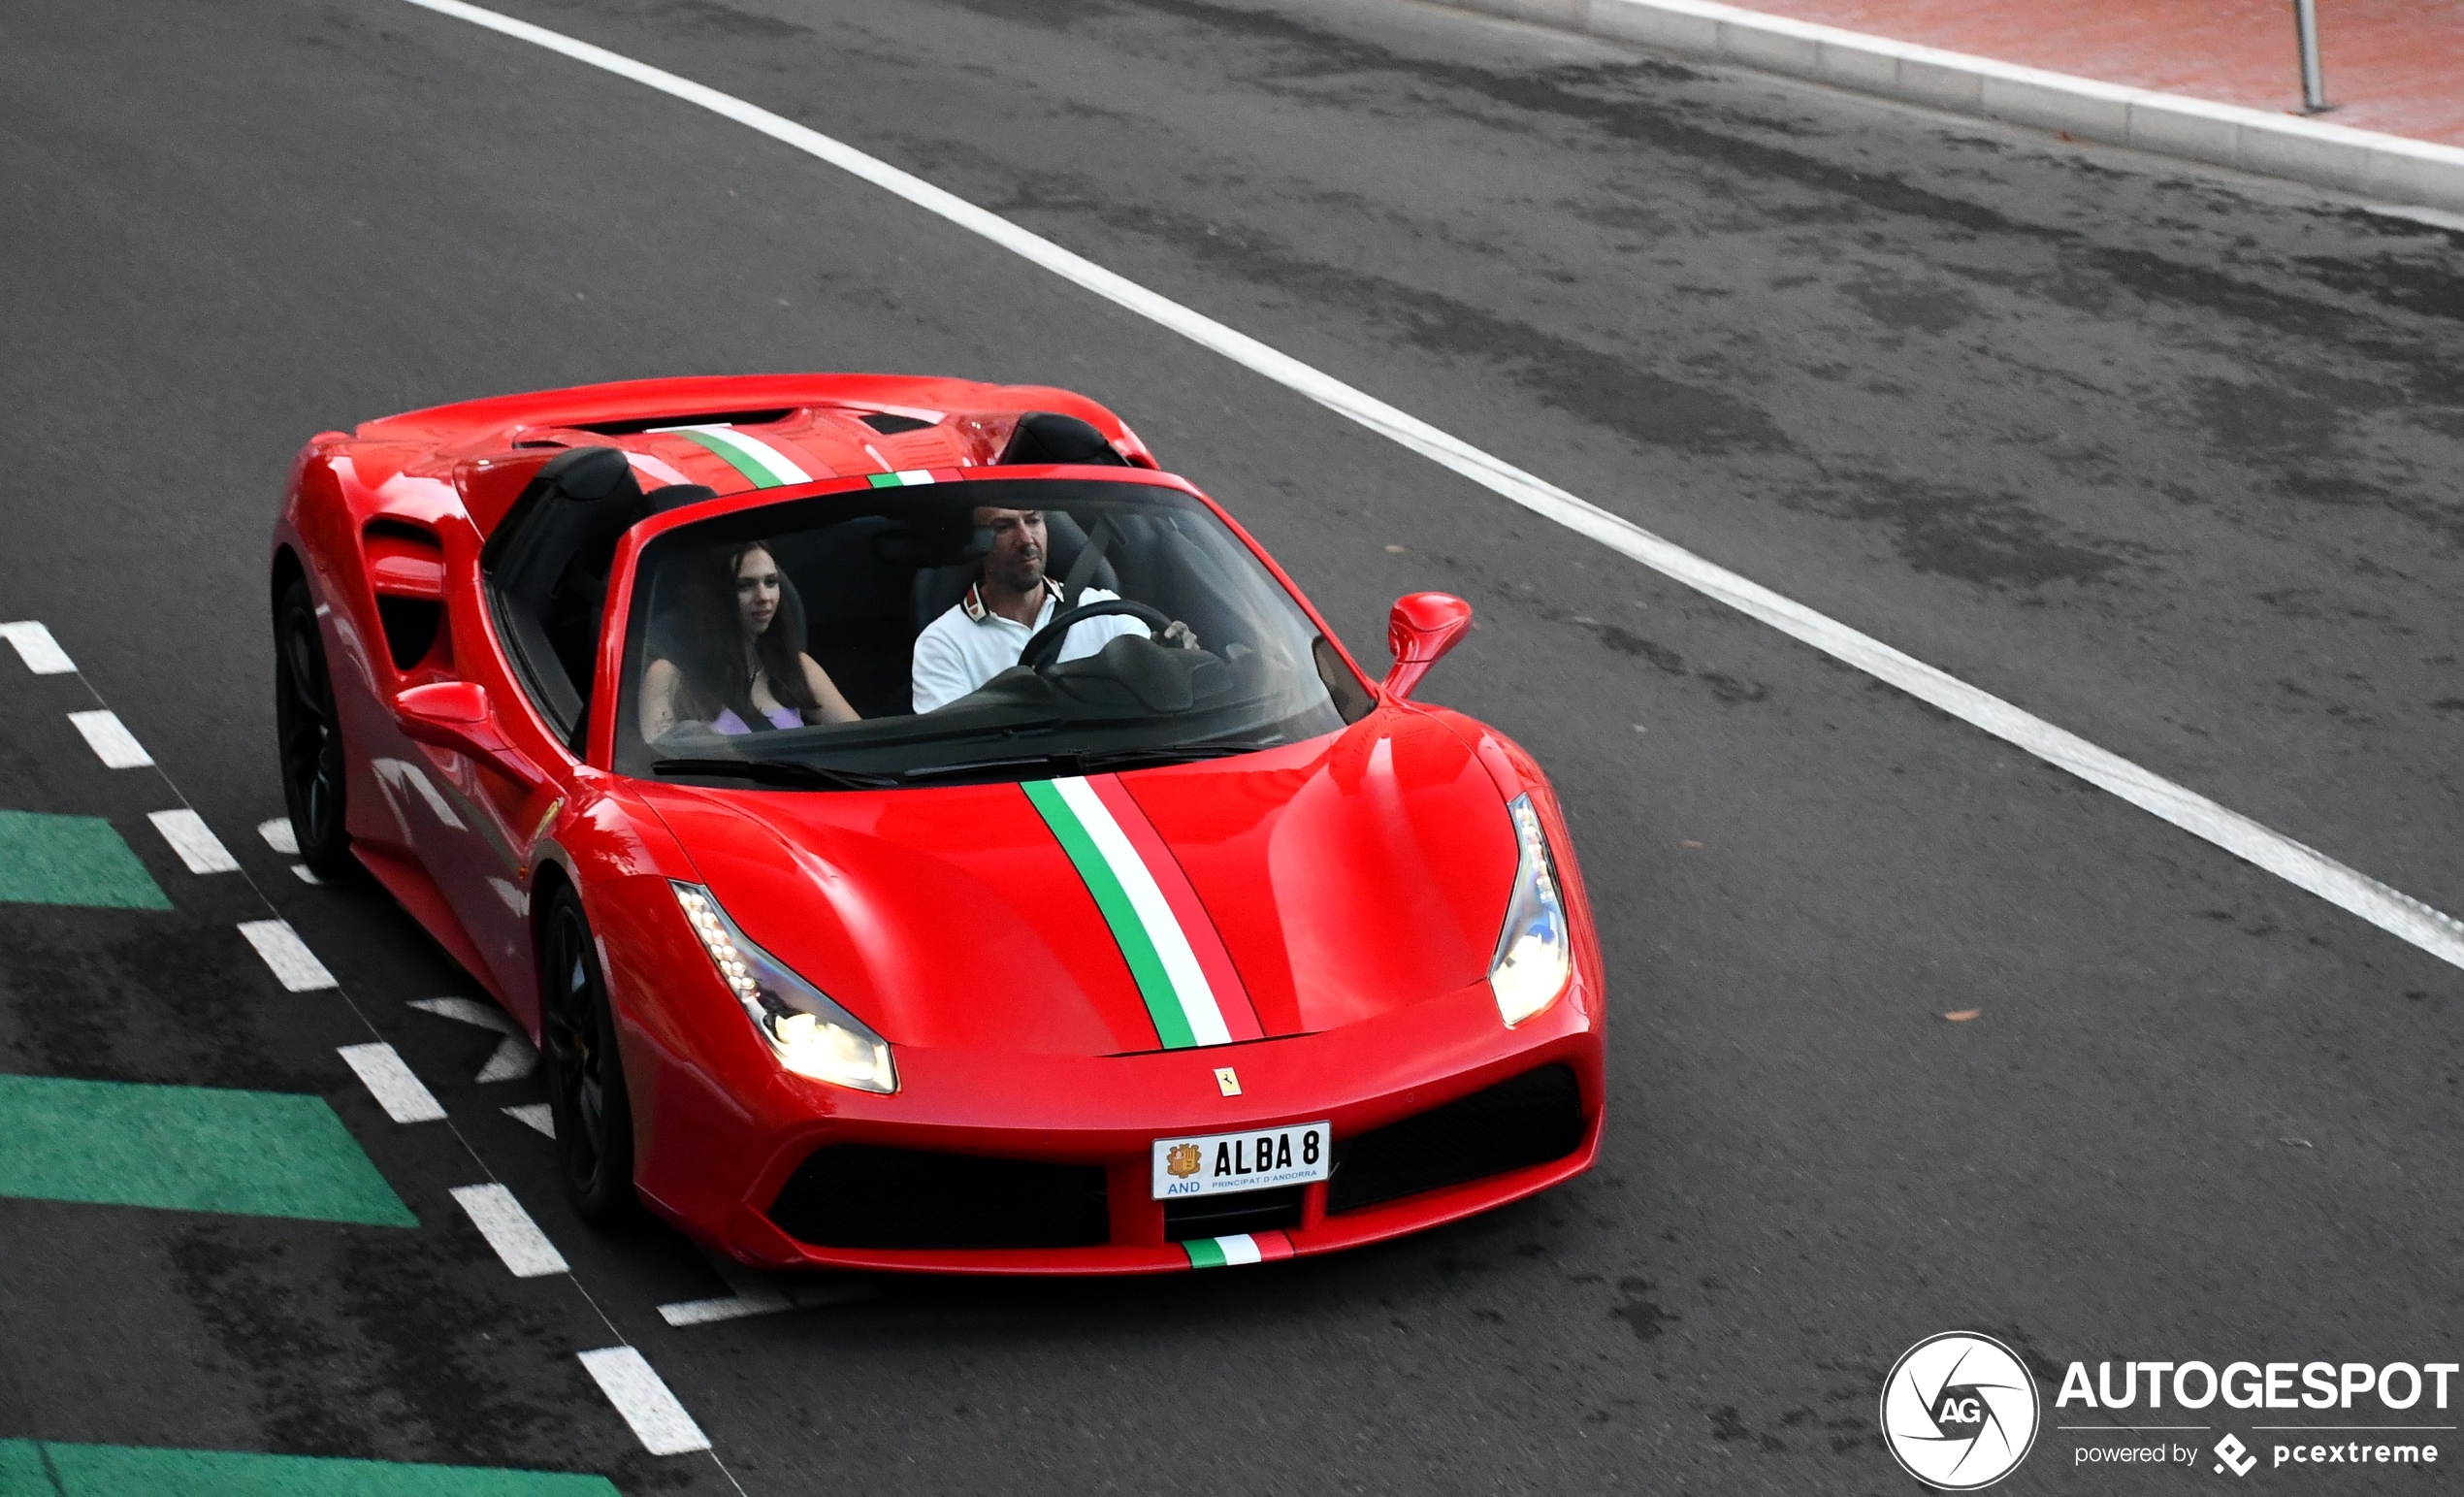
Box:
[271,374,1605,1274]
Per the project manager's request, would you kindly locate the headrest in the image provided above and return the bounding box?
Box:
[872,510,991,567]
[647,482,719,513]
[535,444,638,502]
[997,412,1126,467]
[480,444,646,576]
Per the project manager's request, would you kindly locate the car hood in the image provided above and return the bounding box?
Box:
[636,711,1517,1056]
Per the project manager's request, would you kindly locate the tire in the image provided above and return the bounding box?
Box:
[274,579,355,878]
[540,885,639,1223]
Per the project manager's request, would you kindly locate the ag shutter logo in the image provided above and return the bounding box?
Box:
[1881,1332,2043,1489]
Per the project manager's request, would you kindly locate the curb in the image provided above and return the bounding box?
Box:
[1434,0,2464,214]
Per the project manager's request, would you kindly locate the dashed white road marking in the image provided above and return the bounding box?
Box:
[411,996,540,1081]
[238,919,338,992]
[503,1102,556,1137]
[659,1253,871,1327]
[337,1042,448,1123]
[257,817,299,855]
[1,621,75,674]
[450,1183,569,1278]
[392,0,2464,975]
[661,1252,788,1326]
[291,864,325,885]
[67,709,151,768]
[658,1294,783,1328]
[577,1347,712,1455]
[146,809,240,874]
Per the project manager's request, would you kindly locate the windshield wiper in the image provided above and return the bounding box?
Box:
[1077,739,1282,772]
[902,737,1282,782]
[652,757,901,791]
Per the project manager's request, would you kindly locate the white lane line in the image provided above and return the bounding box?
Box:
[392,0,2464,974]
[577,1346,712,1455]
[147,809,241,874]
[659,1254,871,1327]
[503,1102,556,1137]
[659,1295,782,1327]
[657,1252,791,1327]
[450,1183,569,1278]
[1,621,75,674]
[257,817,299,855]
[410,996,540,1081]
[291,864,325,886]
[337,1042,448,1123]
[238,919,339,992]
[67,709,151,768]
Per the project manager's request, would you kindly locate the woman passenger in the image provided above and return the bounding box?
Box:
[639,543,859,741]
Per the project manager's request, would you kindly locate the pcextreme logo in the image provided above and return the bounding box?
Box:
[1880,1332,2043,1490]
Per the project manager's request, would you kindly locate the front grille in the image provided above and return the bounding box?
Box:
[1326,1064,1585,1215]
[1164,1185,1306,1242]
[768,1145,1109,1251]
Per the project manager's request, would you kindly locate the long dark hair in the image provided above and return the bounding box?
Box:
[671,543,817,729]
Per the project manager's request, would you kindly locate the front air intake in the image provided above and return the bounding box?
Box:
[1325,1064,1585,1215]
[768,1145,1109,1251]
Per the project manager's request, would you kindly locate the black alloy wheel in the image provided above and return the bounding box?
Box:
[274,579,355,877]
[541,886,638,1223]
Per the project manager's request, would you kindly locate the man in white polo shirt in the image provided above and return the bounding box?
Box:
[911,505,1166,712]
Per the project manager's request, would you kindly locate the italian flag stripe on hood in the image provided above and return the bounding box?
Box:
[1022,774,1253,1050]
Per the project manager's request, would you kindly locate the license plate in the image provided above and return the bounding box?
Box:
[1151,1121,1332,1199]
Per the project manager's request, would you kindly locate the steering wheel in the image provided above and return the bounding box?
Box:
[1019,600,1174,673]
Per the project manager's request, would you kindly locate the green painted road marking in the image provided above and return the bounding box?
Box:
[0,1441,618,1496]
[0,811,170,909]
[0,1444,46,1494]
[0,1074,414,1225]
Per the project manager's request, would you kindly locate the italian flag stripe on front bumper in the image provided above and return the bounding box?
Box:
[1183,1231,1293,1268]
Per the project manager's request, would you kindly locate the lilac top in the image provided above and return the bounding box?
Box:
[711,705,803,735]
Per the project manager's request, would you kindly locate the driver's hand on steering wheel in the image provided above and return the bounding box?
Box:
[1161,620,1199,650]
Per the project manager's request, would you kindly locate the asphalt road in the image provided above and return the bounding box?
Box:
[3,0,2461,1491]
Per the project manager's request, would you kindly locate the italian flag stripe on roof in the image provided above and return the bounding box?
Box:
[655,424,814,488]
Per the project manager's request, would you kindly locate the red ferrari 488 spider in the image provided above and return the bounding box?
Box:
[271,374,1605,1273]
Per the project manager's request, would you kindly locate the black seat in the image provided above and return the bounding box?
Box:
[761,516,914,719]
[481,446,655,739]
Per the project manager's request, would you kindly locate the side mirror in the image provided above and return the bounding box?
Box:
[1380,592,1474,701]
[397,681,538,784]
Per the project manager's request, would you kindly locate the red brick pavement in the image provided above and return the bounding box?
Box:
[1728,0,2464,146]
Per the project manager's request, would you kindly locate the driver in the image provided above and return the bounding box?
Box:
[911,506,1178,713]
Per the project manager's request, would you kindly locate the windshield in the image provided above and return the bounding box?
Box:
[612,477,1362,786]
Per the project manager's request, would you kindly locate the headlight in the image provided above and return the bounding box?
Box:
[1488,795,1572,1026]
[669,882,896,1092]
